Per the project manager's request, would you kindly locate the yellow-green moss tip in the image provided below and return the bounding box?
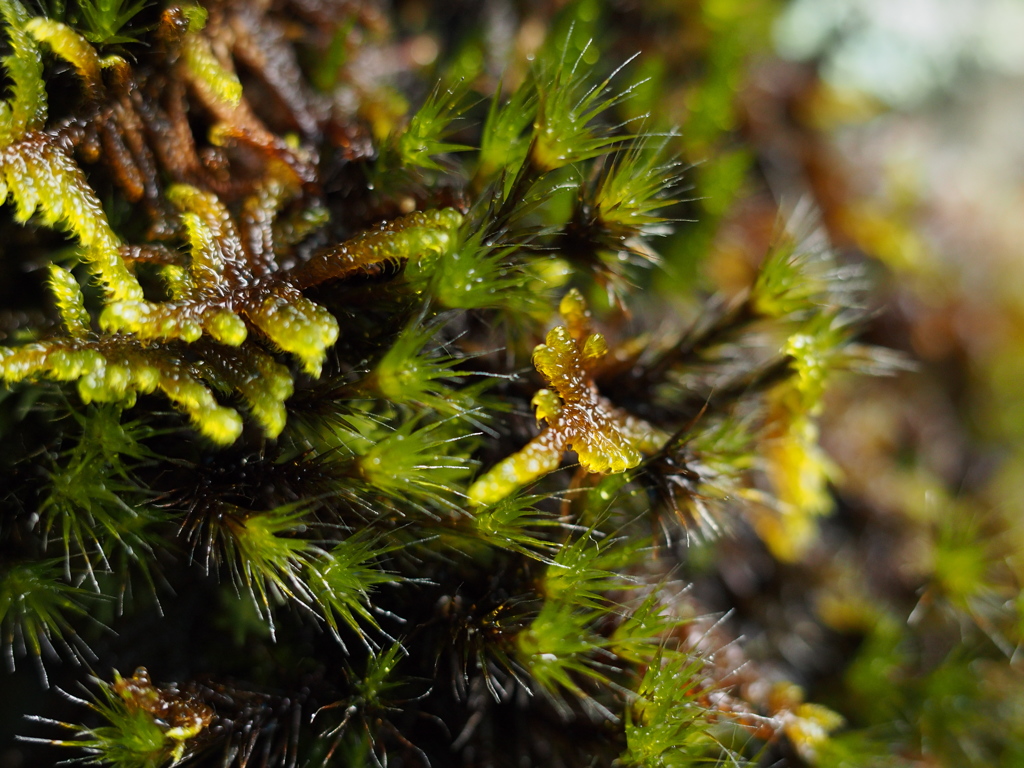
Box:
[250,294,339,377]
[0,0,46,143]
[48,264,91,337]
[182,26,242,108]
[24,18,104,98]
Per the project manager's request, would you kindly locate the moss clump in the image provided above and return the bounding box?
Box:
[1,2,975,768]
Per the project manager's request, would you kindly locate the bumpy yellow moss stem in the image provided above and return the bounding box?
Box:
[24,18,105,99]
[0,136,143,302]
[468,289,668,506]
[194,344,294,439]
[248,292,339,377]
[467,429,567,508]
[180,5,242,108]
[290,208,464,288]
[0,0,46,143]
[100,183,341,376]
[0,337,248,443]
[47,264,91,337]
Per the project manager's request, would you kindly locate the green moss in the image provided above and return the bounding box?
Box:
[0,1,997,767]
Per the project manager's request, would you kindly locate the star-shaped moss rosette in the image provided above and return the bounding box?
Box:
[468,289,669,506]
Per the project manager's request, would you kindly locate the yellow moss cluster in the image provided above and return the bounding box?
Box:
[468,289,668,506]
[0,2,465,443]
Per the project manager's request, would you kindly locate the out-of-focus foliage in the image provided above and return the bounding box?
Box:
[747,2,1024,766]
